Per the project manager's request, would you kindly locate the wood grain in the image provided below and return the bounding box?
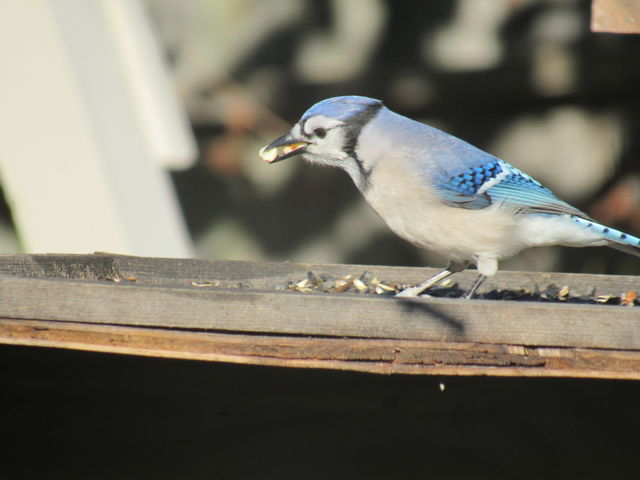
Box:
[3,318,640,379]
[1,252,639,293]
[1,268,640,349]
[1,253,639,379]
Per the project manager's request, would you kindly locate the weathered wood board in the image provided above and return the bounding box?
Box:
[1,254,639,379]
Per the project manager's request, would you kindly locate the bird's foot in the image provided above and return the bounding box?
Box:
[461,274,487,299]
[395,268,456,297]
[395,286,425,297]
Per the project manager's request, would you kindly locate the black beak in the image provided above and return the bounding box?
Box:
[259,132,309,164]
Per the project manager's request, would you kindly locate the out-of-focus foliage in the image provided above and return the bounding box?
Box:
[146,0,640,274]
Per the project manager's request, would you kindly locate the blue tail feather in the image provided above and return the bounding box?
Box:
[572,216,640,255]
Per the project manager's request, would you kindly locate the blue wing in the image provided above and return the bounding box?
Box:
[436,159,587,218]
[403,119,587,217]
[417,128,639,253]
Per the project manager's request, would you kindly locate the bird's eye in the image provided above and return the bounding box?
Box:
[313,128,327,139]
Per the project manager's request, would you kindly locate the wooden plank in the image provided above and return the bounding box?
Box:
[592,0,640,33]
[3,318,640,380]
[1,272,639,350]
[1,253,640,382]
[1,253,639,295]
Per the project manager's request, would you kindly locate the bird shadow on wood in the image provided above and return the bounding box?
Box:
[392,297,465,334]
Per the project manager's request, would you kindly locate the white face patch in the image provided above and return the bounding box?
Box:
[298,115,365,182]
[290,123,303,138]
[304,127,349,162]
[298,114,349,164]
[302,115,344,137]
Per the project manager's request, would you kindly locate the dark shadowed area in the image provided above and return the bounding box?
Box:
[4,344,640,480]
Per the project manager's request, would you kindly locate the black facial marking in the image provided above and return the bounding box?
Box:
[299,99,382,189]
[342,102,383,159]
[342,102,383,186]
[299,118,312,139]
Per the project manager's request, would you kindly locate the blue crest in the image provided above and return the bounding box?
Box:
[302,96,383,122]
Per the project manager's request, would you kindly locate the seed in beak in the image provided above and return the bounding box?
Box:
[259,142,308,163]
[283,143,305,155]
[259,145,279,163]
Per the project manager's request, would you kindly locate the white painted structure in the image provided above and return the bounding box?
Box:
[0,0,196,256]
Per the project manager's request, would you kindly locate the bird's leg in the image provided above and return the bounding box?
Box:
[396,269,453,297]
[396,261,468,297]
[462,274,487,299]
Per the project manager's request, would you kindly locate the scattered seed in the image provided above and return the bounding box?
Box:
[353,278,367,293]
[320,278,337,291]
[621,290,638,307]
[295,286,313,293]
[595,295,613,304]
[359,271,373,284]
[328,276,354,293]
[191,280,220,287]
[293,278,314,293]
[307,271,320,287]
[272,271,637,306]
[375,282,396,292]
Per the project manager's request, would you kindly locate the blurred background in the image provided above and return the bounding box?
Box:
[1,0,639,275]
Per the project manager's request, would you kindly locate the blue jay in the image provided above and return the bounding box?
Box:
[259,96,640,298]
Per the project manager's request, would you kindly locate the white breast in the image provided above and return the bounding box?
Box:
[361,154,528,263]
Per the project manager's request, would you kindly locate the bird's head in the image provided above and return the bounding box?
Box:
[259,96,383,184]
